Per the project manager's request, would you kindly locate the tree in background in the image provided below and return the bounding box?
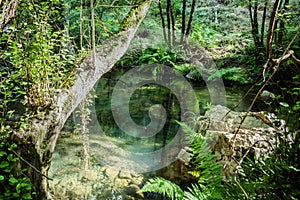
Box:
[156,0,198,47]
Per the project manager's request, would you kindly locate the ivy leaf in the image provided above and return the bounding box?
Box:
[279,102,289,107]
[0,161,9,168]
[9,177,19,185]
[0,151,7,157]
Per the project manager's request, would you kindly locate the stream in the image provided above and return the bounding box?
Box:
[49,67,255,199]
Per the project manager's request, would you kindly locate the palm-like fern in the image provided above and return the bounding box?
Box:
[139,177,184,200]
[140,121,225,199]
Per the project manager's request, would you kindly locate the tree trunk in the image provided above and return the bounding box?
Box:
[266,0,282,59]
[260,0,268,47]
[185,0,197,38]
[170,1,176,46]
[166,0,172,48]
[12,0,152,199]
[0,0,19,29]
[180,0,187,44]
[158,0,167,44]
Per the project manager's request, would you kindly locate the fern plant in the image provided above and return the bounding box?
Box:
[139,177,184,200]
[140,121,226,199]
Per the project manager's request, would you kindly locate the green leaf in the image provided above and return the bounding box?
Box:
[140,177,184,200]
[0,175,4,182]
[0,161,9,168]
[22,193,33,199]
[9,177,19,185]
[279,102,289,107]
[0,151,7,157]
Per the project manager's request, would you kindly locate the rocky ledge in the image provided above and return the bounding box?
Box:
[194,105,288,177]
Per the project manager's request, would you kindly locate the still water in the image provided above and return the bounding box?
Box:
[49,67,254,199]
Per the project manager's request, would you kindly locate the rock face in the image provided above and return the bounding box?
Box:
[197,105,286,177]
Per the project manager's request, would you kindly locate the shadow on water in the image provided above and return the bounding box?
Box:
[50,67,256,199]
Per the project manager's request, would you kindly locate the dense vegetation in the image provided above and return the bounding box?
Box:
[0,0,299,199]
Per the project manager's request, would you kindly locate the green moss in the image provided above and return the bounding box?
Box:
[119,0,151,32]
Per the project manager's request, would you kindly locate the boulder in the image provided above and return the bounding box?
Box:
[197,105,286,177]
[114,178,130,188]
[105,167,120,180]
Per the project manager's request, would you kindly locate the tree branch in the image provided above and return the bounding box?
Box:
[51,0,152,153]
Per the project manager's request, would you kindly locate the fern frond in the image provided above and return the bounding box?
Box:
[178,121,224,193]
[139,177,184,200]
[188,170,201,178]
[183,184,209,200]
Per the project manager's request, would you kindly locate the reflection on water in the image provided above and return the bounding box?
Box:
[50,67,255,199]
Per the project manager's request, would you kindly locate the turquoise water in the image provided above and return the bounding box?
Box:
[51,67,255,199]
[95,68,253,153]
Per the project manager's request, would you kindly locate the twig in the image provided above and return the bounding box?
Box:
[231,29,299,159]
[11,149,53,181]
[222,78,263,120]
[234,175,248,200]
[233,139,277,199]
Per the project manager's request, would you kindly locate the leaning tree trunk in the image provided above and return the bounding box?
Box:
[13,0,152,199]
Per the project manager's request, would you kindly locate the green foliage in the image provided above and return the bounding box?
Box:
[0,130,34,199]
[117,47,185,69]
[0,1,77,198]
[2,0,77,112]
[179,122,224,198]
[140,177,184,200]
[236,134,300,199]
[65,0,131,49]
[140,121,226,199]
[138,47,183,66]
[207,67,250,84]
[173,63,195,76]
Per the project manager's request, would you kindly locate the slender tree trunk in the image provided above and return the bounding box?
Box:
[170,1,176,46]
[158,0,167,44]
[266,0,281,59]
[13,1,152,199]
[166,0,172,48]
[181,0,187,44]
[91,0,95,54]
[80,0,83,49]
[249,0,261,51]
[261,0,268,47]
[253,1,259,46]
[185,0,197,38]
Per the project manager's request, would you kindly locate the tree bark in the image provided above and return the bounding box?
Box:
[170,1,176,46]
[185,0,197,37]
[0,0,19,30]
[180,0,187,44]
[166,0,172,47]
[158,0,167,44]
[266,0,282,59]
[260,0,268,47]
[13,0,152,199]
